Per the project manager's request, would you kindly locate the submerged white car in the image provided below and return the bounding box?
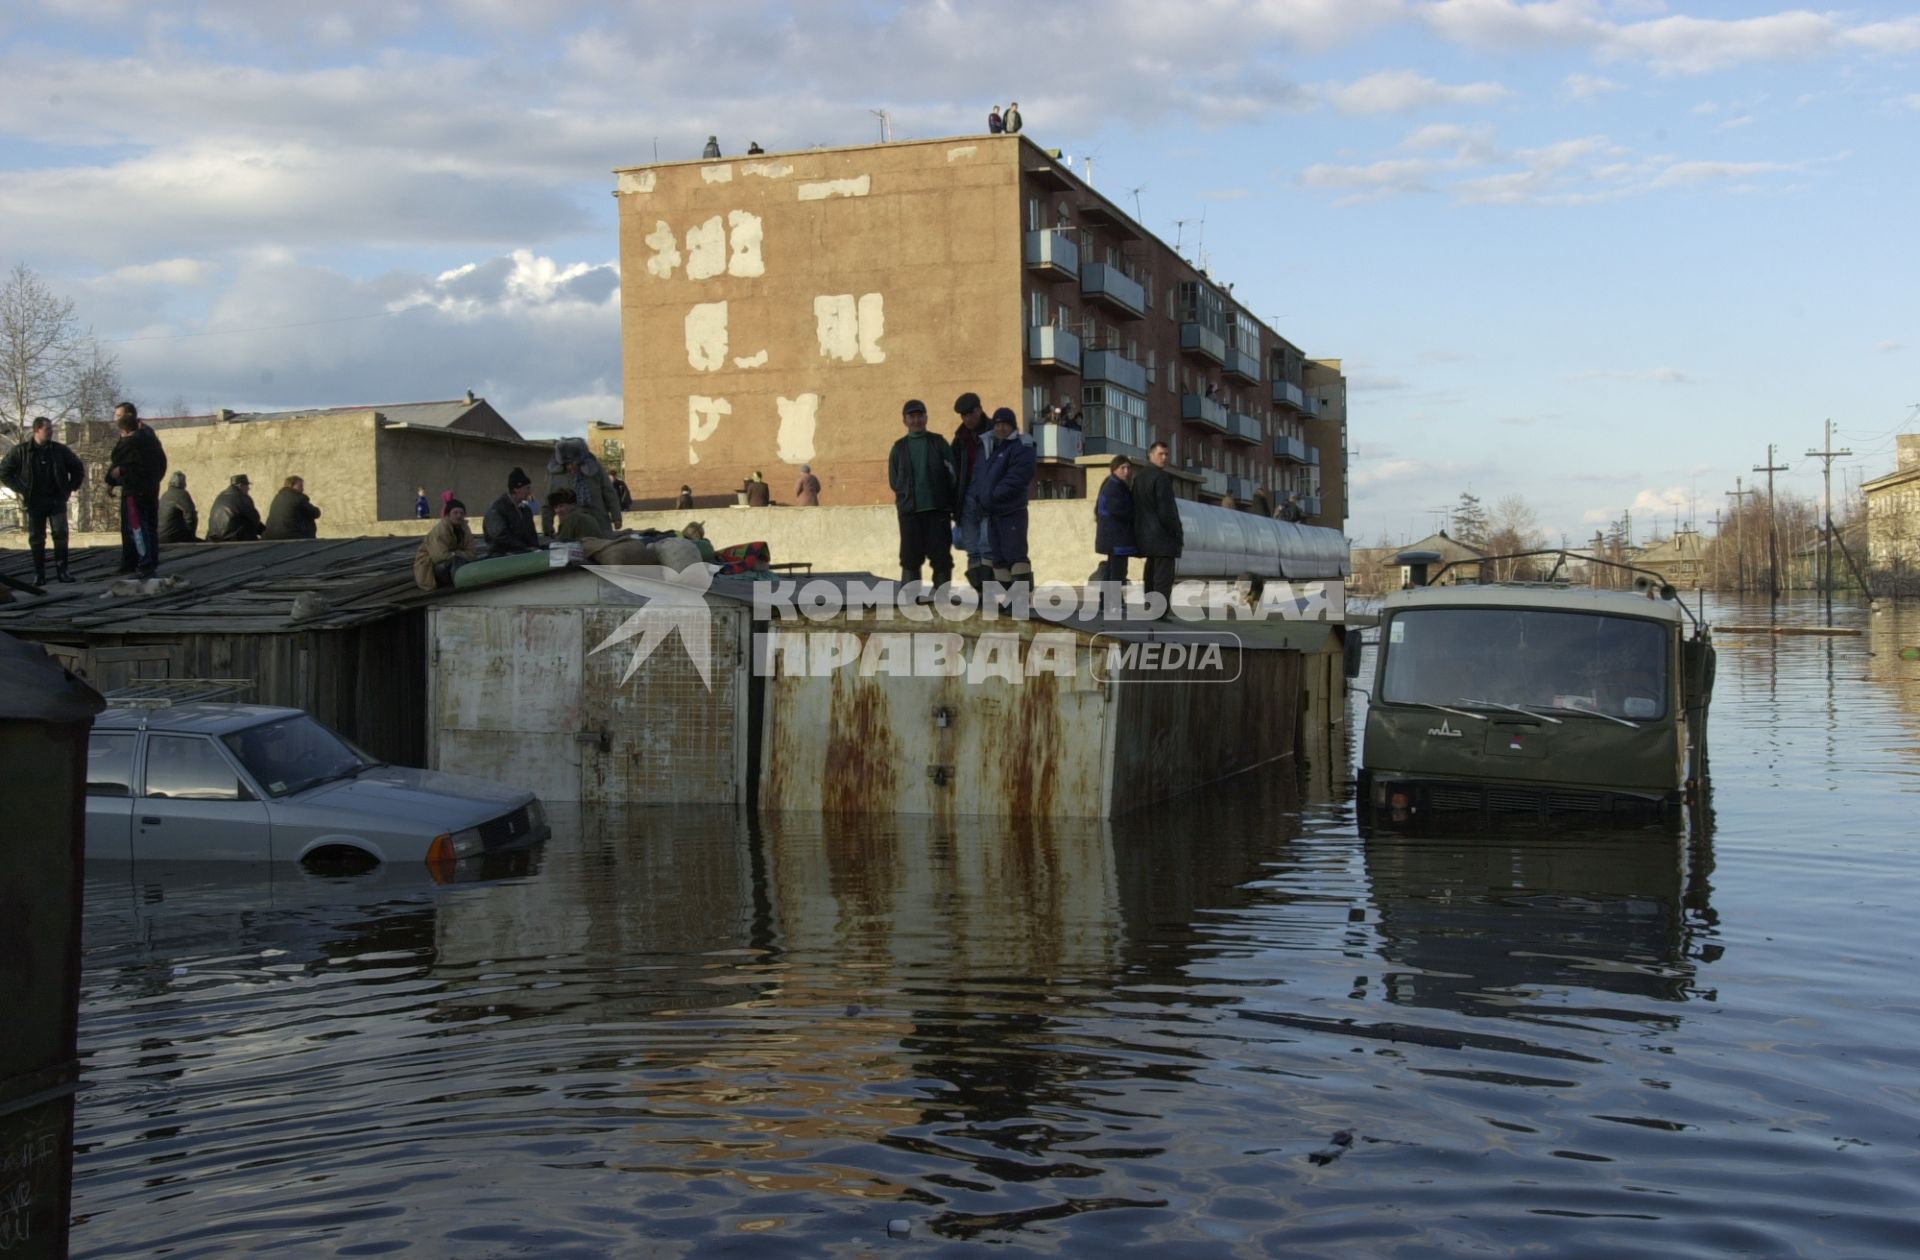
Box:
[85,703,549,870]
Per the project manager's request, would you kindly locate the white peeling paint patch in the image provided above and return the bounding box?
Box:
[617,170,657,194]
[947,146,977,162]
[813,295,858,362]
[856,293,885,364]
[733,349,768,369]
[797,175,871,201]
[701,164,733,183]
[776,394,819,464]
[813,293,886,363]
[644,220,680,279]
[685,215,727,280]
[726,210,764,278]
[687,396,731,464]
[742,161,793,179]
[684,301,729,373]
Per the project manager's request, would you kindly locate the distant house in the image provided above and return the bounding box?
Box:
[1351,531,1484,594]
[62,392,553,535]
[1633,528,1709,589]
[1863,434,1920,572]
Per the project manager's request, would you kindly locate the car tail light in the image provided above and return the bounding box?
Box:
[426,833,456,878]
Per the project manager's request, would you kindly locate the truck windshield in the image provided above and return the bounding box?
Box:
[222,715,375,798]
[1381,608,1668,721]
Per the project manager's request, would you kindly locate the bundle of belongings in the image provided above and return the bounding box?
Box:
[677,522,774,577]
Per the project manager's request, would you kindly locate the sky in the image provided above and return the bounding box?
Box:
[2,0,1915,546]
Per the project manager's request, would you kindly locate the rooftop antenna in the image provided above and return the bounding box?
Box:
[869,109,891,142]
[1173,218,1189,257]
[1196,207,1208,272]
[1127,183,1146,222]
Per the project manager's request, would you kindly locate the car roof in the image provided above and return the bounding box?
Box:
[1379,584,1685,623]
[94,703,309,735]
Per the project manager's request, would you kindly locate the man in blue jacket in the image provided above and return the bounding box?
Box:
[978,407,1035,607]
[1093,455,1137,617]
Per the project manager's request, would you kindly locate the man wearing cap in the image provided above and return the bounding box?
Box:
[484,466,541,555]
[0,415,86,584]
[887,398,958,594]
[977,408,1036,606]
[414,498,476,590]
[950,392,998,591]
[158,471,199,544]
[206,474,265,542]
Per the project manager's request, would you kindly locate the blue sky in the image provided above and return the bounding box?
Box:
[1,0,1914,544]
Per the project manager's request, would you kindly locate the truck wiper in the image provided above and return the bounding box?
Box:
[1404,701,1487,721]
[1524,703,1639,729]
[1456,697,1561,724]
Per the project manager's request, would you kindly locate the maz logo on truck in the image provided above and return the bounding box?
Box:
[1426,720,1464,738]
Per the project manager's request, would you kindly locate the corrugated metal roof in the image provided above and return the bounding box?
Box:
[0,537,428,636]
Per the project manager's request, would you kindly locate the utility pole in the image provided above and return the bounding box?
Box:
[1805,418,1853,627]
[1726,478,1755,594]
[1754,444,1788,602]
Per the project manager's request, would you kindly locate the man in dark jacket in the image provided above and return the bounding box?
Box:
[104,402,166,577]
[0,415,86,584]
[1093,456,1138,616]
[886,398,958,592]
[158,471,199,543]
[263,475,321,540]
[542,437,620,536]
[1131,441,1184,618]
[206,474,265,541]
[978,408,1036,604]
[950,392,998,591]
[483,467,541,555]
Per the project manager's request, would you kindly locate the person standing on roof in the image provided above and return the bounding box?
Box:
[988,105,1004,134]
[950,392,997,593]
[793,464,821,506]
[0,415,86,585]
[207,474,265,542]
[1003,101,1023,134]
[1093,455,1138,616]
[263,475,321,540]
[979,407,1036,606]
[703,135,722,159]
[483,467,541,555]
[1132,441,1184,619]
[158,471,198,543]
[104,402,166,578]
[745,470,772,507]
[542,437,619,536]
[414,485,430,519]
[677,484,694,509]
[888,398,957,595]
[414,499,475,590]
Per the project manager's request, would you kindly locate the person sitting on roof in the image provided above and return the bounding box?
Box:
[484,467,541,555]
[414,499,476,591]
[263,475,320,540]
[548,488,606,543]
[207,474,265,542]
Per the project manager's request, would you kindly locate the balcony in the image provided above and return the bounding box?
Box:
[1179,321,1226,365]
[1027,324,1081,373]
[1083,349,1148,396]
[1303,393,1321,417]
[1300,495,1322,519]
[1080,262,1145,319]
[1272,433,1309,463]
[1226,411,1262,444]
[1307,446,1321,466]
[1024,228,1079,280]
[1225,345,1260,384]
[1227,475,1258,503]
[1033,424,1085,460]
[1082,405,1150,460]
[1196,468,1230,499]
[1272,379,1307,411]
[1180,392,1229,434]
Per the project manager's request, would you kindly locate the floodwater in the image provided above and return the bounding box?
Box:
[67,594,1920,1257]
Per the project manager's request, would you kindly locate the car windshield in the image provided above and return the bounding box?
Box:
[222,715,376,798]
[1381,607,1669,721]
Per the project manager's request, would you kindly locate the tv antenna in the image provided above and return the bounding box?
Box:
[1173,218,1189,257]
[1127,184,1146,222]
[869,109,892,142]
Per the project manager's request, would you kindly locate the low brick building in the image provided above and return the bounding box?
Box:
[58,394,553,537]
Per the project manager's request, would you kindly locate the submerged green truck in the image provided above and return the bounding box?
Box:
[1359,572,1715,829]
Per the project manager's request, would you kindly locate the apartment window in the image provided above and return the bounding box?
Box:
[1029,291,1047,327]
[1027,385,1046,425]
[1028,198,1041,231]
[1146,348,1157,384]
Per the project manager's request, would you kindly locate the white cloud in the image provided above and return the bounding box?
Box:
[1631,486,1692,515]
[1351,457,1428,490]
[1561,73,1621,100]
[1569,366,1690,383]
[1716,114,1755,131]
[1648,159,1800,188]
[1318,70,1511,116]
[1875,340,1904,353]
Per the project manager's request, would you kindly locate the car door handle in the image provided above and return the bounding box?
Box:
[141,816,161,825]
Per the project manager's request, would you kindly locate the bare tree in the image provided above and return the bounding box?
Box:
[0,262,121,443]
[1483,494,1548,580]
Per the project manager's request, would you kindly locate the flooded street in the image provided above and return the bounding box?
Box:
[69,594,1920,1257]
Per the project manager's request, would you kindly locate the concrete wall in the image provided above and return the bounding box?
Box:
[616,137,1025,508]
[375,428,555,521]
[148,411,381,531]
